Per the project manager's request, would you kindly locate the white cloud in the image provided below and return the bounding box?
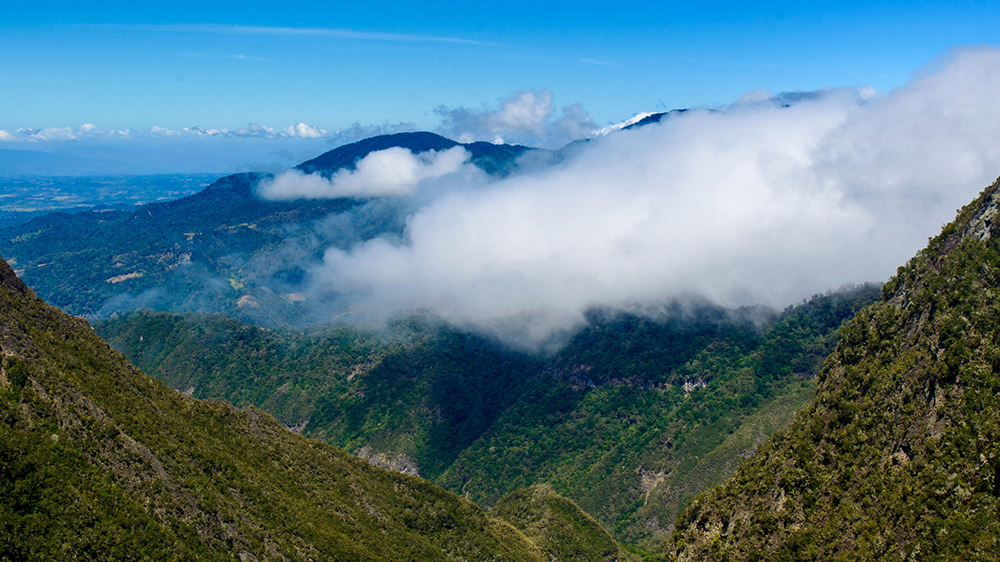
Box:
[258,146,474,200]
[595,112,658,136]
[436,89,597,148]
[1,122,332,141]
[175,122,328,139]
[9,123,130,141]
[149,126,182,136]
[306,47,1000,349]
[286,122,327,139]
[16,126,79,141]
[0,130,14,142]
[232,122,278,137]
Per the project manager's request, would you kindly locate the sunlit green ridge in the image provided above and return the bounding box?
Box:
[666,177,1000,561]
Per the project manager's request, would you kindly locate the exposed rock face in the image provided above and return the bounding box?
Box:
[666,177,1000,561]
[0,253,31,296]
[963,181,1000,241]
[356,446,421,477]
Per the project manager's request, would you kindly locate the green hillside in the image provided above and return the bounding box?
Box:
[492,484,636,562]
[0,133,534,325]
[666,178,1000,561]
[0,256,561,561]
[96,285,879,550]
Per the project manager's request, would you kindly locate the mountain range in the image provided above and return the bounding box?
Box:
[2,125,1000,560]
[94,285,878,549]
[0,253,633,561]
[0,132,538,325]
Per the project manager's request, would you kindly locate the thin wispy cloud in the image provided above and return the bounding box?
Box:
[94,23,497,47]
[161,51,269,61]
[229,54,268,61]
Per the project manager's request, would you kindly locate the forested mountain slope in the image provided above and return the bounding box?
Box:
[0,133,533,324]
[97,285,880,550]
[666,177,1000,561]
[0,255,560,561]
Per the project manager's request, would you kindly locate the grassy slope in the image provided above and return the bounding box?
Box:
[0,258,550,562]
[666,178,1000,561]
[492,484,638,562]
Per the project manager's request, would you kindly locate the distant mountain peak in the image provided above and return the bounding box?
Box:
[295,131,461,176]
[295,130,535,178]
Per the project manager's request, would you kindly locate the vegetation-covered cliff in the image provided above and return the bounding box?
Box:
[666,178,1000,561]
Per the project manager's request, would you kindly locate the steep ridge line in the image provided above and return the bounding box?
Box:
[666,176,1000,561]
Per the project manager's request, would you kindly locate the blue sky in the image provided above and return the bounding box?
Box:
[4,1,997,130]
[1,1,998,174]
[4,1,1000,334]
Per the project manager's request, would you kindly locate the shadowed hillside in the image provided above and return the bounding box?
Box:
[0,255,560,561]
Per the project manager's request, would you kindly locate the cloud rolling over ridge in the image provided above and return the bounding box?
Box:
[283,48,1000,348]
[259,147,474,199]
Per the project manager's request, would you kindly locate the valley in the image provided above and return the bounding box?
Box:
[7,6,1000,560]
[2,127,999,561]
[94,285,878,549]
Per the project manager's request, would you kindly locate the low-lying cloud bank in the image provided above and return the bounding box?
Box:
[281,48,1000,348]
[259,147,474,199]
